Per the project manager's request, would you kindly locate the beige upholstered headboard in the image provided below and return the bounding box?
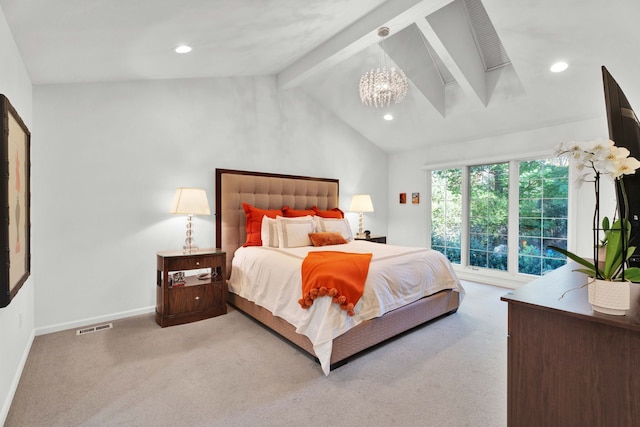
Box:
[215,169,339,277]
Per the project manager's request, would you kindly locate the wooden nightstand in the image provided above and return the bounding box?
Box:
[155,249,226,327]
[354,235,386,244]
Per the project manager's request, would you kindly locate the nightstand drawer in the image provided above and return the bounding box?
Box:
[167,255,218,271]
[168,283,223,315]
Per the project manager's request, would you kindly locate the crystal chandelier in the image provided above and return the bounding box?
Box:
[359,27,409,108]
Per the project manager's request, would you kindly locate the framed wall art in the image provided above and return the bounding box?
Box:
[1,95,31,308]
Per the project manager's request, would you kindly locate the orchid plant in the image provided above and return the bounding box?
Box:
[549,138,640,282]
[555,138,640,183]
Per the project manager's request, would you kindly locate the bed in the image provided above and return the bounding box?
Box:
[215,168,463,374]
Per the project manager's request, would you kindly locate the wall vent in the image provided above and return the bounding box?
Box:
[76,323,113,336]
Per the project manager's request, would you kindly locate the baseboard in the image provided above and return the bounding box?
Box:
[34,306,156,336]
[1,329,35,426]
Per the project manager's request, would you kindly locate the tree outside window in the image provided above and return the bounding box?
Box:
[430,157,568,276]
[431,169,462,264]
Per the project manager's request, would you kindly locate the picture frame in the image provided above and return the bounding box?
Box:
[1,95,31,308]
[399,193,406,204]
[412,192,420,204]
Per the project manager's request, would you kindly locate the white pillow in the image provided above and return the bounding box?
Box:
[261,216,279,247]
[276,215,316,248]
[314,217,353,241]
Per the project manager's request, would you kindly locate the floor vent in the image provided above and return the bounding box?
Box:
[76,323,113,336]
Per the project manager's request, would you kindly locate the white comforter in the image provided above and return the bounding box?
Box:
[228,241,464,374]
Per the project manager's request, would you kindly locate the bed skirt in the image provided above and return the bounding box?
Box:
[227,288,460,369]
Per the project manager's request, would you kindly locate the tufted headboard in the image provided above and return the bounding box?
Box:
[215,169,339,277]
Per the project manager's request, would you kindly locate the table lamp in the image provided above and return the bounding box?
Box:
[170,188,211,254]
[350,194,374,238]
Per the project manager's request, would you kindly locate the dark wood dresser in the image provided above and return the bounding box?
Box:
[501,263,640,426]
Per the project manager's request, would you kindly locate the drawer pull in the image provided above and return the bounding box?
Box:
[195,296,200,300]
[195,261,200,266]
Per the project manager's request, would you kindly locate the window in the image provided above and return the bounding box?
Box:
[431,169,462,264]
[518,158,569,275]
[430,158,568,276]
[469,163,510,271]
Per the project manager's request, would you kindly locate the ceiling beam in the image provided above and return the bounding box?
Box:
[384,24,446,116]
[417,0,488,107]
[277,0,456,90]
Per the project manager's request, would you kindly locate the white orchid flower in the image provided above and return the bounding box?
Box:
[613,156,640,178]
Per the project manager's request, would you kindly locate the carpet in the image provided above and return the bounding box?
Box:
[5,281,507,426]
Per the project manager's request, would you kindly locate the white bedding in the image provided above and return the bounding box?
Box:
[228,240,464,374]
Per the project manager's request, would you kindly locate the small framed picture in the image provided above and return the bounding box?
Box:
[412,192,420,204]
[399,193,406,204]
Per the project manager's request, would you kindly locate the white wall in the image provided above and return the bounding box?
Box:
[32,77,387,331]
[388,117,615,272]
[0,6,34,424]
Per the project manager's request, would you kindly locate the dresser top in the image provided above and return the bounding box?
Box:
[501,262,640,332]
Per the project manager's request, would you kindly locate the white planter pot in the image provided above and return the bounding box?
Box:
[588,279,630,316]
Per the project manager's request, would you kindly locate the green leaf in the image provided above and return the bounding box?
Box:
[548,245,597,275]
[604,220,622,278]
[621,267,640,283]
[601,218,635,280]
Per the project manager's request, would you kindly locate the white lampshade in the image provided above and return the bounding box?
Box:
[170,188,211,215]
[350,194,374,213]
[350,194,374,238]
[170,188,210,254]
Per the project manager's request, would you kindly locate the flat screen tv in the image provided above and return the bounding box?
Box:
[602,65,640,267]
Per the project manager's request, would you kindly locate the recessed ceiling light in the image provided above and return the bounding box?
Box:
[550,61,568,73]
[175,45,192,54]
[383,113,394,121]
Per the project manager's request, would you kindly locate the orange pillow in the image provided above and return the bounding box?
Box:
[311,206,344,218]
[282,206,316,217]
[242,203,282,247]
[308,232,348,247]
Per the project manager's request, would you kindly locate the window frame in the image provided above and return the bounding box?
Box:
[426,155,576,288]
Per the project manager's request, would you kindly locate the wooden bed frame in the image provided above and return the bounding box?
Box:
[215,168,460,369]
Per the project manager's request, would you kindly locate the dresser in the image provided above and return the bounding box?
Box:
[501,263,640,426]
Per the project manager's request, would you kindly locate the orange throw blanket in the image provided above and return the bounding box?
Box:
[299,251,372,316]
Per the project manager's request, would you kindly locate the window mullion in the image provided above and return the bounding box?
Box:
[508,160,520,274]
[461,166,470,267]
[425,170,432,249]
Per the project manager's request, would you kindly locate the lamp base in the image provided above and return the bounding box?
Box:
[183,244,199,255]
[183,214,198,254]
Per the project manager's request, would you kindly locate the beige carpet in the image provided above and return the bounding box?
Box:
[6,281,507,427]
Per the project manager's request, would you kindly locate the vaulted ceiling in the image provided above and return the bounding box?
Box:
[2,0,639,153]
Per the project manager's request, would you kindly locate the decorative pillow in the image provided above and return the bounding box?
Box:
[276,215,316,248]
[282,206,316,217]
[315,217,353,241]
[261,216,279,247]
[242,203,282,247]
[308,232,348,247]
[311,206,344,218]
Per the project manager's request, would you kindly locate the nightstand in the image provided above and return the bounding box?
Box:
[155,249,226,327]
[355,235,386,244]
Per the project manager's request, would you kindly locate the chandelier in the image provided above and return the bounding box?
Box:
[359,27,409,108]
